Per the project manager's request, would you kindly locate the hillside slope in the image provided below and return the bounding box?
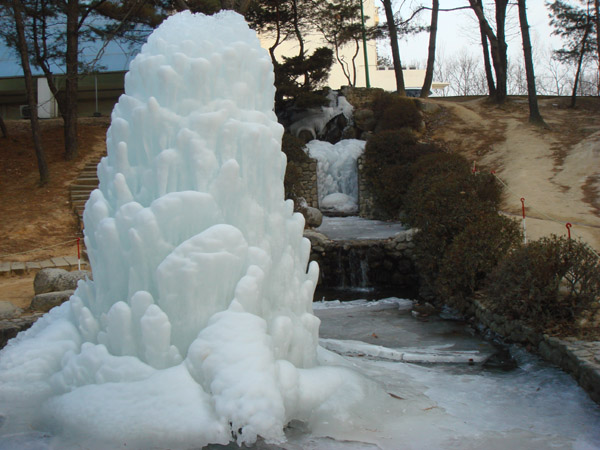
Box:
[424,96,600,251]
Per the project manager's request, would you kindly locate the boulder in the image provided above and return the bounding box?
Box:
[30,290,75,312]
[34,268,90,295]
[0,301,22,319]
[353,109,376,132]
[304,206,323,228]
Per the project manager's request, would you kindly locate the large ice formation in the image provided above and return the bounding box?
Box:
[0,11,381,449]
[305,139,365,213]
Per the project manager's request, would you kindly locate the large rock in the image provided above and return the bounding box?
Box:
[0,301,22,319]
[30,290,75,312]
[33,268,90,295]
[320,113,349,144]
[303,206,323,228]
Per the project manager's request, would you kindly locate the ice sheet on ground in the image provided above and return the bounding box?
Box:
[311,297,414,310]
[316,216,407,240]
[319,338,490,363]
[314,297,495,364]
[311,298,600,449]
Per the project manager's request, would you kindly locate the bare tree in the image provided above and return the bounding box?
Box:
[0,116,7,138]
[446,51,486,96]
[421,0,439,97]
[518,0,544,125]
[477,0,496,97]
[9,0,49,184]
[381,0,406,95]
[468,0,509,103]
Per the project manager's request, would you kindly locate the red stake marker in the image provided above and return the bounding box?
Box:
[77,237,81,270]
[566,223,572,240]
[520,198,527,244]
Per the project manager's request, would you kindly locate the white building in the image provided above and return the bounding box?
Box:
[258,0,448,94]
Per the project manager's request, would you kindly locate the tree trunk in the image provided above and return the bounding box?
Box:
[570,22,591,108]
[382,0,406,95]
[469,0,508,103]
[421,0,438,98]
[595,0,599,94]
[518,0,544,124]
[0,116,7,138]
[11,0,49,184]
[63,0,79,161]
[477,0,496,96]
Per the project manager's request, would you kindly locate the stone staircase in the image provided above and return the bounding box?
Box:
[69,162,100,229]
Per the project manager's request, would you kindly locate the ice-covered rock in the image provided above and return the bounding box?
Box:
[0,11,382,449]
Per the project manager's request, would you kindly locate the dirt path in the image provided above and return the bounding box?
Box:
[430,97,600,251]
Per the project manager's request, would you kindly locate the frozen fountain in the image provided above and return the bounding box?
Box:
[0,11,390,449]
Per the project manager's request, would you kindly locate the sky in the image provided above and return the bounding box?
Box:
[382,1,561,68]
[0,2,562,78]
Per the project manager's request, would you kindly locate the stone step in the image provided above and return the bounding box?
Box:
[70,193,91,200]
[74,177,99,186]
[69,184,96,192]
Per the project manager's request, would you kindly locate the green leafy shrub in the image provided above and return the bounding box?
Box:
[362,130,442,218]
[370,92,422,131]
[486,236,600,329]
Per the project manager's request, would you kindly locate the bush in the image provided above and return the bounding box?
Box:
[436,214,522,308]
[403,151,507,300]
[370,92,422,132]
[362,130,442,218]
[486,236,600,329]
[403,168,502,231]
[281,133,311,201]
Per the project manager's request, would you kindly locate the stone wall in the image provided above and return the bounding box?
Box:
[469,298,600,405]
[357,155,385,220]
[288,159,319,209]
[304,229,417,289]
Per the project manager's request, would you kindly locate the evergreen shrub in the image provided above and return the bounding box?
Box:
[437,214,521,308]
[486,236,600,329]
[281,133,310,201]
[403,151,510,302]
[370,92,422,131]
[362,130,441,218]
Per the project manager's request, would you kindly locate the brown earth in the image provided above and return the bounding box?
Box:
[0,117,109,308]
[1,96,599,314]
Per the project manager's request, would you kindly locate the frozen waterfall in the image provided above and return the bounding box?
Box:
[305,139,365,214]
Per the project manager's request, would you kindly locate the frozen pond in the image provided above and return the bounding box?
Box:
[316,217,407,241]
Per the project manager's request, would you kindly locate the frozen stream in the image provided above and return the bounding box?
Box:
[305,298,600,449]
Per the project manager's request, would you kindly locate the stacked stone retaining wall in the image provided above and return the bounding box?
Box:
[469,297,600,405]
[305,229,417,289]
[288,159,319,209]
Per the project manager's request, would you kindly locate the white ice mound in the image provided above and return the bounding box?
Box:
[0,11,379,449]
